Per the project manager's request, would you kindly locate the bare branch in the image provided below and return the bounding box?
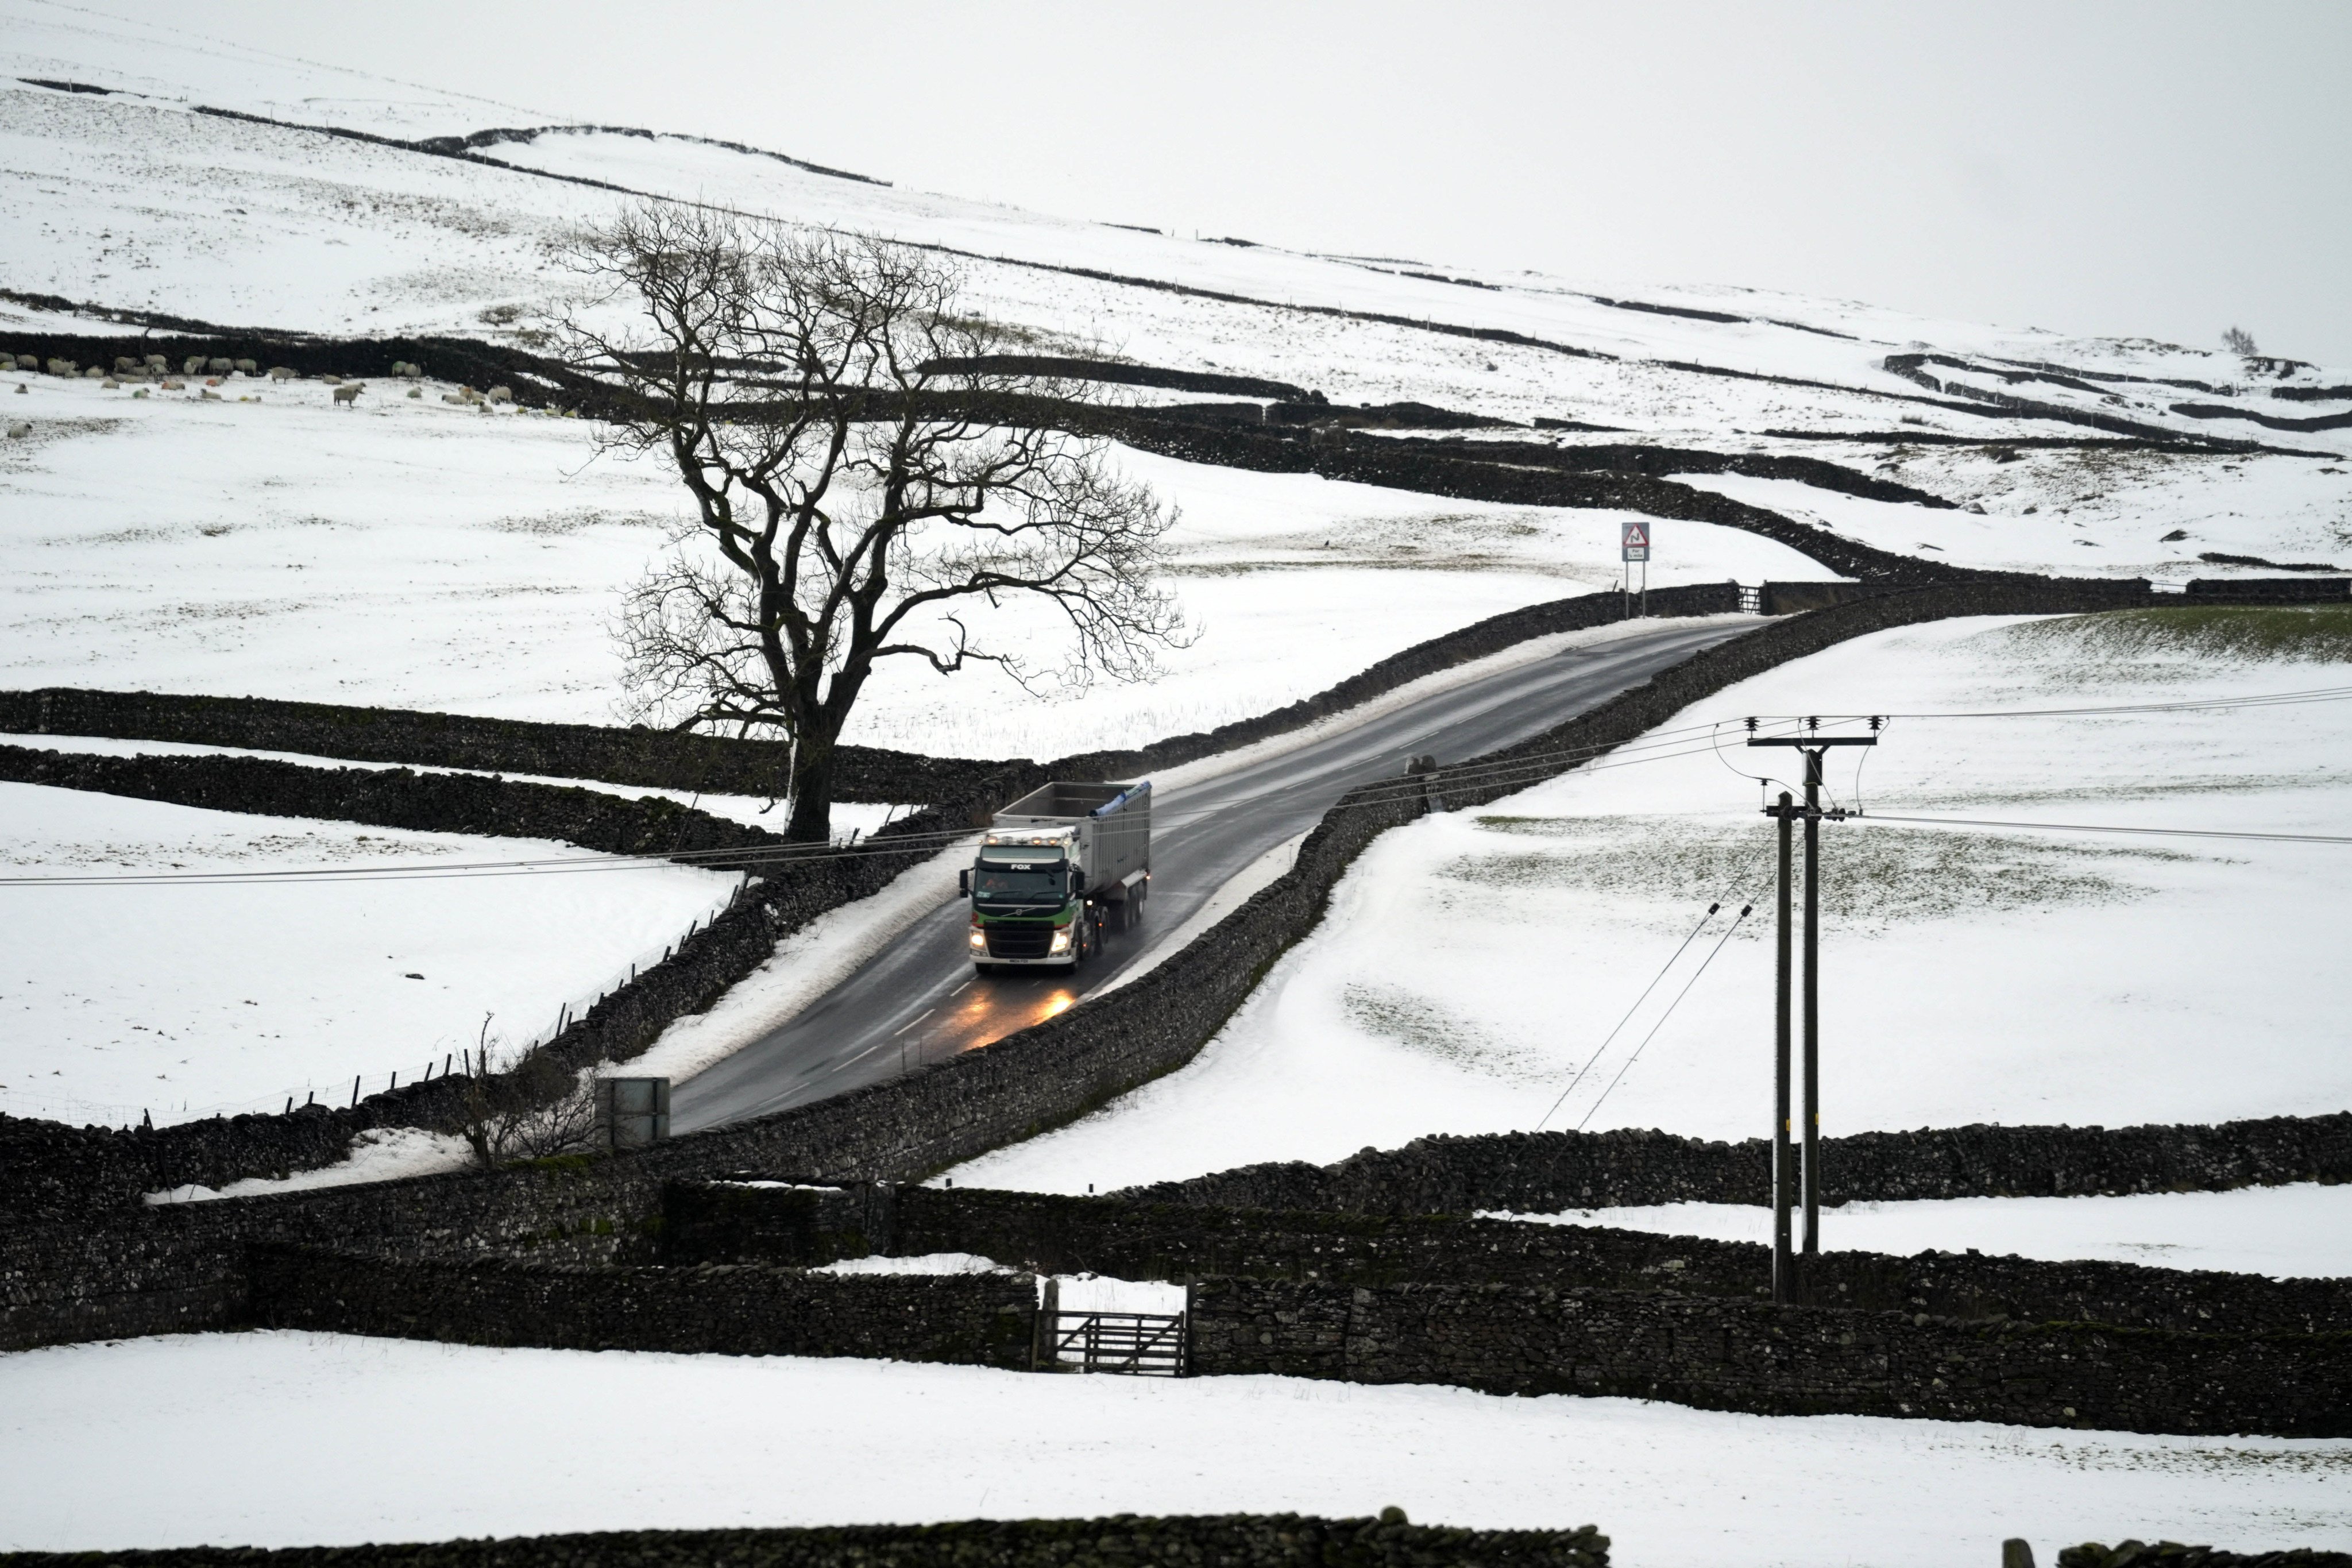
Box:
[562,204,1192,840]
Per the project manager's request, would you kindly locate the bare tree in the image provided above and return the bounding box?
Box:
[559,204,1188,841]
[2222,326,2260,357]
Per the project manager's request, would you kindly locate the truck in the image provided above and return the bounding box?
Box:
[960,781,1152,974]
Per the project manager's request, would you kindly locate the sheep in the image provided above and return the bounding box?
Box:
[83,366,105,379]
[407,386,422,399]
[199,388,222,401]
[268,366,294,381]
[143,354,168,372]
[7,422,28,438]
[160,379,184,391]
[486,385,513,405]
[11,355,32,370]
[333,382,364,408]
[320,374,342,386]
[183,357,205,376]
[233,358,256,373]
[206,357,233,374]
[46,360,75,377]
[114,356,138,373]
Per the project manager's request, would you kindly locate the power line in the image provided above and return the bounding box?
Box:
[1747,683,2352,724]
[14,675,2347,888]
[1576,903,1753,1133]
[0,721,1759,888]
[1855,813,2352,847]
[1534,903,1720,1134]
[0,828,989,887]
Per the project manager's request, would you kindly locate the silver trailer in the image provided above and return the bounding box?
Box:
[962,781,1151,972]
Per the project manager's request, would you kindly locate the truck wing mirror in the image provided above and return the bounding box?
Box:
[958,869,970,896]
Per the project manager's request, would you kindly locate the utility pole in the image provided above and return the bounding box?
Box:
[1749,719,1878,1291]
[1770,790,1794,1303]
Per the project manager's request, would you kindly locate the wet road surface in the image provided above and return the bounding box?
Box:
[670,618,1748,1132]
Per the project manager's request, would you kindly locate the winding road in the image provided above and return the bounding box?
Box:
[671,616,1750,1133]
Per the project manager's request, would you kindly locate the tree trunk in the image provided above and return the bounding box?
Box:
[784,731,836,844]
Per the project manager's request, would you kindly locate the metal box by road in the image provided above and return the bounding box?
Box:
[595,1076,670,1151]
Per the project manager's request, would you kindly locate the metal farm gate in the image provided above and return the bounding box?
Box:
[1039,1311,1188,1377]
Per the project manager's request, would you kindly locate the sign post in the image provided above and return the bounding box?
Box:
[1621,521,1651,617]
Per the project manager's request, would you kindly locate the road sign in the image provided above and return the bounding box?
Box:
[1621,521,1650,562]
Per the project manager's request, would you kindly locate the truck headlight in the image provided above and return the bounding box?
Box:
[968,924,987,951]
[1049,925,1073,954]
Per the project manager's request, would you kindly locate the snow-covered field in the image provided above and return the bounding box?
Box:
[953,610,2352,1195]
[0,372,1831,758]
[1504,1183,2352,1281]
[0,781,741,1127]
[2,1331,2345,1563]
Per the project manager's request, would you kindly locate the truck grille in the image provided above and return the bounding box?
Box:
[984,922,1056,960]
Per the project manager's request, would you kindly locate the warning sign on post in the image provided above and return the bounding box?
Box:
[1621,521,1650,562]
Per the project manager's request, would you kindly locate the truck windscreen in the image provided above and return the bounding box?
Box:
[976,867,1063,896]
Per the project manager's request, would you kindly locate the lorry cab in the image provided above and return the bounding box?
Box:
[965,835,1087,969]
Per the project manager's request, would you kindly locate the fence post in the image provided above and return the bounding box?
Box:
[1031,1277,1060,1371]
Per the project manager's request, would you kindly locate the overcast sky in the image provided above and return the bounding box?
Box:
[142,0,2352,364]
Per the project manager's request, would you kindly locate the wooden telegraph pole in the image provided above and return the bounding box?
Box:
[1749,719,1878,1294]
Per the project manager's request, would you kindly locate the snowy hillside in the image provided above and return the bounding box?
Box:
[6,0,2350,465]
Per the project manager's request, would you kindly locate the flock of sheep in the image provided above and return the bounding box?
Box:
[7,352,521,411]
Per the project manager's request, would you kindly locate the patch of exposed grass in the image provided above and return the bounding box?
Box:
[489,507,675,537]
[1341,981,1558,1082]
[2001,605,2352,665]
[1457,814,2187,930]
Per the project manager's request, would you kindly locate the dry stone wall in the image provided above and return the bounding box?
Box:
[875,1186,2352,1338]
[0,1515,1610,1568]
[1115,1115,2352,1216]
[2061,1546,2352,1568]
[0,743,794,864]
[0,685,1002,805]
[1188,1277,2352,1438]
[250,1245,1036,1366]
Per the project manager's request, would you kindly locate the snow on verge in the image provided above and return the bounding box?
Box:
[146,1127,474,1204]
